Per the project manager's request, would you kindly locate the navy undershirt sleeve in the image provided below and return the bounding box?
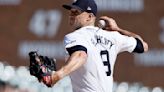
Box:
[66,45,87,55]
[133,38,144,53]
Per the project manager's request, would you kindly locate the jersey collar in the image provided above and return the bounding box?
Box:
[81,25,99,30]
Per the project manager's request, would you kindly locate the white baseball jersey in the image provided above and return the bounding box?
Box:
[64,26,137,92]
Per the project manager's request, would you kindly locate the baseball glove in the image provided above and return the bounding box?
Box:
[28,51,56,87]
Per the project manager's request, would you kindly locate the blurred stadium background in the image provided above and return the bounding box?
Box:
[0,0,164,92]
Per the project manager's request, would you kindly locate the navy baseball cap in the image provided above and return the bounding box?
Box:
[62,0,97,16]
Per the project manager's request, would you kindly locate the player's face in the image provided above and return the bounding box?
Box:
[69,8,90,29]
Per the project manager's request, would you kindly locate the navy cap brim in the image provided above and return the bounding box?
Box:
[62,4,83,11]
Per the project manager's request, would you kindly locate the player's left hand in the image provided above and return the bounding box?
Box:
[42,71,62,87]
[99,16,120,31]
[28,51,57,87]
[40,66,53,87]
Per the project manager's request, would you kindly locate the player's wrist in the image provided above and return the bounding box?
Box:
[51,70,64,84]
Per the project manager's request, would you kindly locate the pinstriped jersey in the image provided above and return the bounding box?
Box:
[64,26,137,92]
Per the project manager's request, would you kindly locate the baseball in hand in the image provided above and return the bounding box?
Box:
[98,20,106,28]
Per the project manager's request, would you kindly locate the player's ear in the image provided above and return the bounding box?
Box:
[87,13,94,21]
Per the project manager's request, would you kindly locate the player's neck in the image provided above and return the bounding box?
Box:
[83,22,95,27]
[73,23,95,30]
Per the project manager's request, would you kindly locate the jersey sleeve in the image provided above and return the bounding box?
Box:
[115,32,137,53]
[64,33,88,55]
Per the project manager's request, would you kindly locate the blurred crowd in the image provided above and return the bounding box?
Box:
[0,61,163,92]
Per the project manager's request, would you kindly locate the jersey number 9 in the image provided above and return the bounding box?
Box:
[100,50,111,76]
